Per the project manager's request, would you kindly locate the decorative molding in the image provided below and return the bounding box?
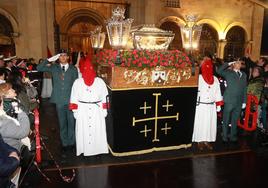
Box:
[59,7,106,33]
[157,16,186,28]
[249,0,268,8]
[0,8,19,34]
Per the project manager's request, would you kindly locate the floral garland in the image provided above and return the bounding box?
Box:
[94,49,191,68]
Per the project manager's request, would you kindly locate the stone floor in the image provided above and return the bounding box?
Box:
[19,98,268,188]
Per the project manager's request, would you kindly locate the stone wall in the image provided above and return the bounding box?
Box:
[55,0,126,51]
[55,0,126,23]
[0,0,266,61]
[0,0,55,61]
[129,0,265,60]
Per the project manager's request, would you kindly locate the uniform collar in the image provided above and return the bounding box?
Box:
[233,69,241,73]
[60,63,69,70]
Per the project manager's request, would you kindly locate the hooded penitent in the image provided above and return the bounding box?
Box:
[79,56,96,86]
[69,56,96,111]
[201,59,214,85]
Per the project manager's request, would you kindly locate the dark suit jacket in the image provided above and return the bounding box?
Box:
[37,60,78,105]
[0,134,19,178]
[217,62,247,105]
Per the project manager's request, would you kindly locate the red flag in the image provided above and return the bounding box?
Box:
[47,46,52,58]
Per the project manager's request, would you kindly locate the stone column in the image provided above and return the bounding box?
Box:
[144,0,161,24]
[16,0,54,61]
[128,0,145,25]
[217,39,227,59]
[244,40,253,56]
[250,4,264,61]
[46,0,55,55]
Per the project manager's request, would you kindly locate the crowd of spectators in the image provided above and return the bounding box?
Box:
[0,55,39,188]
[0,52,267,186]
[214,55,268,133]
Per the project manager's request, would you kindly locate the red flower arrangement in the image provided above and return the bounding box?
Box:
[94,49,191,68]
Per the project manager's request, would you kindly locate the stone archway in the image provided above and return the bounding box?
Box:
[158,16,186,28]
[158,16,185,50]
[196,19,221,37]
[59,8,106,52]
[160,21,183,50]
[199,24,219,57]
[224,26,246,59]
[0,8,19,56]
[224,22,249,41]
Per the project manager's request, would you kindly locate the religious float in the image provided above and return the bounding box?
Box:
[92,7,201,156]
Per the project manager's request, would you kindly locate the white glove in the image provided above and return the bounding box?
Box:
[102,109,108,117]
[21,137,31,151]
[72,110,78,119]
[11,101,22,114]
[242,103,246,109]
[47,54,60,62]
[228,61,236,66]
[216,106,221,112]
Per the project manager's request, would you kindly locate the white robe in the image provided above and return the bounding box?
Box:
[70,77,109,156]
[192,75,223,142]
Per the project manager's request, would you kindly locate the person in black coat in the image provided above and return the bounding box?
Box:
[240,56,255,81]
[0,134,20,188]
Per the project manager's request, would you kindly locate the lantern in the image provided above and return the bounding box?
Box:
[90,26,105,49]
[180,15,202,51]
[106,6,133,49]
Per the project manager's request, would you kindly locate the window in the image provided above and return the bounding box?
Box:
[163,0,180,8]
[199,24,218,57]
[224,26,246,59]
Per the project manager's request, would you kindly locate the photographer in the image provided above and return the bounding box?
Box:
[7,72,39,126]
[0,83,30,152]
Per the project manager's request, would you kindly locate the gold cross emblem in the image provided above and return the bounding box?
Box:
[161,123,171,135]
[140,125,152,137]
[162,100,173,112]
[140,102,152,114]
[132,93,179,142]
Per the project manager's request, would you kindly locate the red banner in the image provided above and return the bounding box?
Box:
[238,94,258,131]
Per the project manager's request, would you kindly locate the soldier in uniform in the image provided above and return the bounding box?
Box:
[217,59,247,143]
[3,56,18,76]
[37,49,78,152]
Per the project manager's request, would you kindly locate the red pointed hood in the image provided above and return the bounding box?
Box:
[80,56,96,86]
[201,59,214,85]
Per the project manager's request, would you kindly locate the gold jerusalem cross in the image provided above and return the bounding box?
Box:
[140,102,152,114]
[133,93,179,142]
[140,125,152,137]
[162,100,173,112]
[161,123,172,135]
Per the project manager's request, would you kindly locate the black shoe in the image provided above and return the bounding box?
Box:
[61,153,67,158]
[230,140,238,144]
[61,146,68,158]
[222,137,228,143]
[68,145,76,153]
[62,146,68,153]
[230,137,238,143]
[222,141,228,146]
